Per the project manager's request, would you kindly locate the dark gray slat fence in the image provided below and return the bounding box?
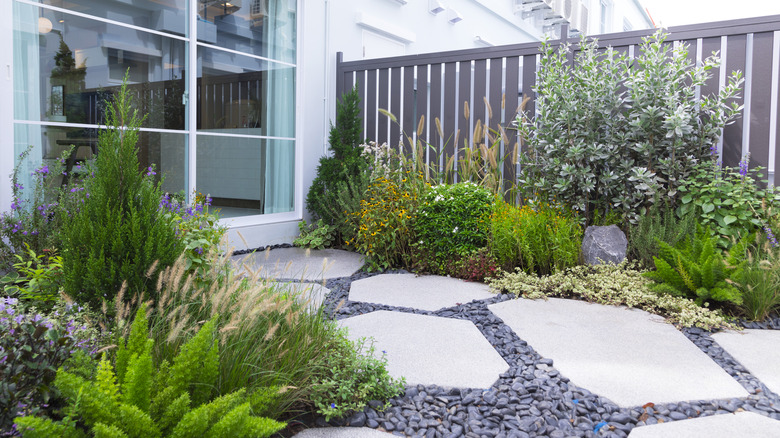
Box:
[337,15,780,187]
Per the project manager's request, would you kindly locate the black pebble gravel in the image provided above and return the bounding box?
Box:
[307,271,780,437]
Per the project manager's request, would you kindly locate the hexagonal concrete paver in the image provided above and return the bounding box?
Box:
[628,412,780,438]
[232,248,364,281]
[712,329,780,395]
[274,282,330,313]
[349,274,494,311]
[489,298,748,407]
[339,310,509,389]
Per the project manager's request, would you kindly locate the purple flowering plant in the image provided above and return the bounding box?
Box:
[0,297,102,432]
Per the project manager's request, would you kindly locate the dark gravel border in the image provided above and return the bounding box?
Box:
[298,270,780,438]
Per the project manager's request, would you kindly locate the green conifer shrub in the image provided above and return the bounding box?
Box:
[306,86,369,245]
[59,74,180,312]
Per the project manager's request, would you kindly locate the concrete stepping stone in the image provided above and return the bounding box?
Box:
[712,329,780,395]
[628,411,780,437]
[232,248,364,281]
[340,310,509,388]
[489,298,748,407]
[349,273,494,311]
[294,428,393,437]
[274,282,329,312]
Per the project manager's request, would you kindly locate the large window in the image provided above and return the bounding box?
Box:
[12,0,297,219]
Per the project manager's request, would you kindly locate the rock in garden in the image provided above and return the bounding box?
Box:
[581,225,628,265]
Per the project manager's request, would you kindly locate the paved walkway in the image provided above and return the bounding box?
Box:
[238,249,780,437]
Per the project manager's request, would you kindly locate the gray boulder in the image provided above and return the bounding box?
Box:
[581,225,627,265]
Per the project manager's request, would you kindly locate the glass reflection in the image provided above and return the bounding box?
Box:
[198,0,296,62]
[14,124,187,197]
[196,136,293,217]
[198,46,295,138]
[15,7,185,130]
[35,0,187,35]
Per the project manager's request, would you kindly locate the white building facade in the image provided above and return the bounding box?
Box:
[0,0,651,250]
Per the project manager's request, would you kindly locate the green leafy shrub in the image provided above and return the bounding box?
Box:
[489,200,582,275]
[59,75,180,312]
[352,174,426,271]
[14,304,286,438]
[0,298,101,431]
[628,200,697,268]
[678,156,780,247]
[1,245,63,305]
[307,86,369,244]
[489,263,735,330]
[293,219,335,250]
[414,183,493,267]
[310,330,404,421]
[445,248,501,282]
[643,225,749,306]
[515,30,743,225]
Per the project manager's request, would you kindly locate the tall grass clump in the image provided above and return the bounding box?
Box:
[59,74,180,312]
[735,218,780,321]
[114,249,402,418]
[490,200,581,275]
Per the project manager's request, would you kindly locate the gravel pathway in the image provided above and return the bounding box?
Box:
[310,270,780,438]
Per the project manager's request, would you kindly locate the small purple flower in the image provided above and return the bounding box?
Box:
[330,403,336,409]
[10,201,20,210]
[738,155,749,178]
[33,165,50,177]
[14,183,23,190]
[765,225,779,247]
[146,165,156,176]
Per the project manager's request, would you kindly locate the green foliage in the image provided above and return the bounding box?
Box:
[678,156,780,247]
[0,145,77,259]
[734,232,780,321]
[14,305,285,438]
[14,414,86,438]
[293,219,336,250]
[489,200,582,275]
[516,30,744,225]
[1,245,63,305]
[59,74,180,313]
[159,192,226,282]
[489,263,735,330]
[310,330,405,421]
[0,298,100,431]
[414,183,493,267]
[115,305,150,385]
[440,248,500,282]
[644,225,747,306]
[307,86,370,244]
[628,201,697,268]
[352,174,426,271]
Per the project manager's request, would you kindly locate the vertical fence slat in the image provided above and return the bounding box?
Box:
[377,69,390,145]
[430,63,443,164]
[355,71,366,140]
[723,34,748,167]
[700,37,722,99]
[522,54,537,118]
[504,56,520,195]
[443,62,458,169]
[390,66,402,146]
[748,32,775,173]
[458,61,472,160]
[473,59,487,128]
[402,66,416,155]
[416,65,429,147]
[488,58,503,129]
[366,69,378,143]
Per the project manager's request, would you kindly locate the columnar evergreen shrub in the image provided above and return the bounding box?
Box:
[516,30,744,225]
[306,87,369,245]
[59,75,180,312]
